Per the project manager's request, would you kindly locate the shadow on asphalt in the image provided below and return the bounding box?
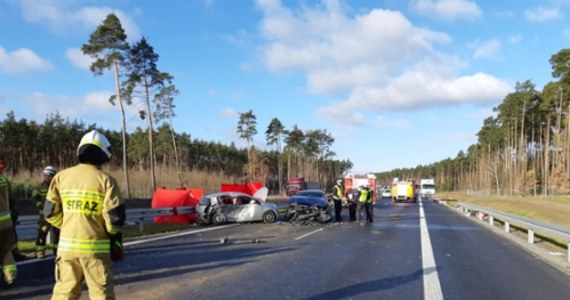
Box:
[303,269,423,300]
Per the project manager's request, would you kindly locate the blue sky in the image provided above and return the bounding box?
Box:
[1,0,569,173]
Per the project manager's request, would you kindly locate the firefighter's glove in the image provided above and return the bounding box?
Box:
[109,232,124,262]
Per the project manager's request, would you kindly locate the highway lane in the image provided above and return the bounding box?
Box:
[3,198,570,300]
[424,199,570,299]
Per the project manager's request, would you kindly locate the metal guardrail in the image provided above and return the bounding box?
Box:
[15,206,196,233]
[455,201,570,263]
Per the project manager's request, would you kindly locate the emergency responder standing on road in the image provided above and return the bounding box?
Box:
[364,186,374,223]
[332,179,344,222]
[356,186,373,225]
[33,166,59,259]
[44,130,126,299]
[0,154,17,286]
[347,189,357,222]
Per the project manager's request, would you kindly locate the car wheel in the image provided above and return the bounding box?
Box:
[212,213,226,225]
[263,211,277,223]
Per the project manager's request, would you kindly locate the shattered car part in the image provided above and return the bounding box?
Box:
[219,237,262,245]
[287,189,331,225]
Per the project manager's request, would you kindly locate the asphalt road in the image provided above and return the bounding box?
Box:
[3,198,570,300]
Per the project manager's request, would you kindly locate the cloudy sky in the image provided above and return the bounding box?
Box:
[1,0,569,173]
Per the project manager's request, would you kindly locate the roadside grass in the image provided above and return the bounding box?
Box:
[436,192,570,227]
[437,191,570,251]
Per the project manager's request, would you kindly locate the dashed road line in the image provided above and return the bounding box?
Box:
[294,228,324,240]
[419,198,444,300]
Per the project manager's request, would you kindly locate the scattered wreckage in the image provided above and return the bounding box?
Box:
[286,189,332,225]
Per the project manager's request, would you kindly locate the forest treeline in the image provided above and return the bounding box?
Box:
[0,111,352,197]
[376,49,570,197]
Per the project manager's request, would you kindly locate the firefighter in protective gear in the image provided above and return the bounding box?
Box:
[44,130,126,299]
[33,166,59,259]
[332,179,344,222]
[0,155,17,286]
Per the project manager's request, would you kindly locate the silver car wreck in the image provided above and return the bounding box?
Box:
[196,191,279,225]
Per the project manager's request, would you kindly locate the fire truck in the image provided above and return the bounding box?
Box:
[343,173,378,204]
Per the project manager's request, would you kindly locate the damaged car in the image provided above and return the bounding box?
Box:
[287,189,331,224]
[196,190,279,225]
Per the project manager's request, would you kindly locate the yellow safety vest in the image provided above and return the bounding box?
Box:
[334,185,343,199]
[0,175,12,231]
[359,188,370,203]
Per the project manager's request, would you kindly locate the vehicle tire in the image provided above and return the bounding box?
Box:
[263,211,277,223]
[212,213,226,225]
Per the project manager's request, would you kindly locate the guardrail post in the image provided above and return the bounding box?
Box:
[488,215,494,226]
[567,243,570,263]
[504,221,510,233]
[527,229,534,244]
[139,218,144,233]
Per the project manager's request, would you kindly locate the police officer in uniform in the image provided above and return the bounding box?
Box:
[332,179,344,222]
[44,130,126,299]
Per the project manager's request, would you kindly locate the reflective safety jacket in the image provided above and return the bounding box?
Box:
[32,182,49,219]
[359,188,371,203]
[333,184,344,200]
[0,175,12,231]
[44,164,125,259]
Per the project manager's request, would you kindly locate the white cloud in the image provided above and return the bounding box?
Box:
[7,90,143,130]
[471,39,501,59]
[84,91,115,111]
[0,46,52,74]
[315,105,365,126]
[411,0,482,21]
[525,7,562,22]
[11,0,140,39]
[434,132,475,142]
[468,107,495,120]
[65,48,93,69]
[509,35,522,43]
[220,107,238,119]
[375,116,411,129]
[255,1,510,126]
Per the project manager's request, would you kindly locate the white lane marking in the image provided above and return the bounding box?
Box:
[294,228,324,241]
[125,224,240,246]
[419,199,444,300]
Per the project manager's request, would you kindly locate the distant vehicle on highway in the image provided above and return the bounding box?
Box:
[380,187,391,198]
[196,191,279,225]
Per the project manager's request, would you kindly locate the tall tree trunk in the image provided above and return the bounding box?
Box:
[114,61,131,198]
[144,80,156,193]
[544,115,551,196]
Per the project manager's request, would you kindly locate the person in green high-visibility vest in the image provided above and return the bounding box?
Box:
[356,185,373,224]
[0,154,17,286]
[33,166,60,259]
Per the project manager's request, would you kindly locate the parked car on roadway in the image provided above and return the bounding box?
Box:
[196,191,279,225]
